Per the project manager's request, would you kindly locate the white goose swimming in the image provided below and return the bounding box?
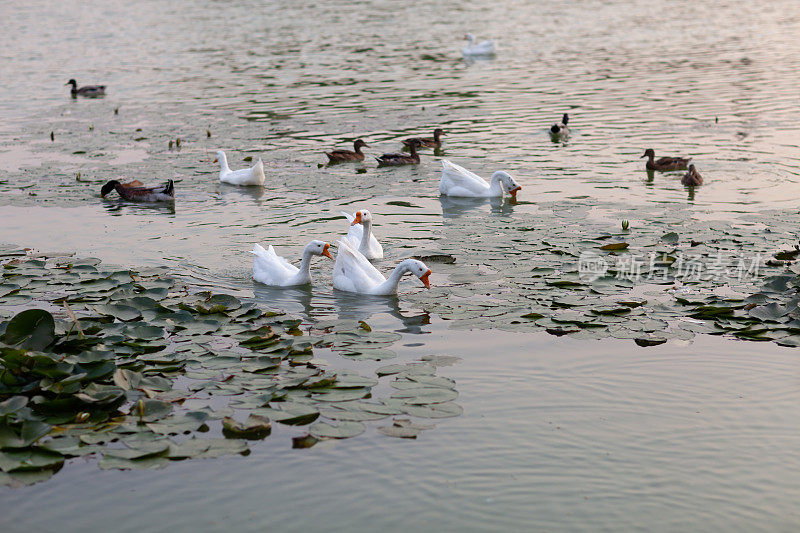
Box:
[462,33,496,57]
[341,210,384,260]
[332,239,431,296]
[439,159,521,198]
[251,240,332,287]
[215,150,266,186]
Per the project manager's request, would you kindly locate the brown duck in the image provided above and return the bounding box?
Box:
[325,139,368,163]
[642,148,691,171]
[402,128,444,149]
[681,164,703,186]
[65,79,106,98]
[376,139,420,166]
[100,179,174,201]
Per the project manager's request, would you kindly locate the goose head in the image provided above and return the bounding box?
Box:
[493,171,522,198]
[100,180,120,198]
[306,240,333,259]
[351,210,373,226]
[464,33,476,45]
[641,148,655,160]
[403,259,432,289]
[212,150,227,165]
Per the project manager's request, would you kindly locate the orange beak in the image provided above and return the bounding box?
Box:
[509,185,521,199]
[419,269,431,289]
[351,211,362,226]
[213,157,218,163]
[322,243,333,259]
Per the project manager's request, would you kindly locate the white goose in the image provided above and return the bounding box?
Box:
[215,150,266,186]
[341,210,384,260]
[332,239,431,296]
[462,33,496,57]
[251,240,332,287]
[439,159,521,198]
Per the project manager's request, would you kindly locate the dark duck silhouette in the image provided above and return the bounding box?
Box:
[376,139,421,166]
[325,139,368,163]
[549,113,570,139]
[65,79,106,98]
[681,164,703,186]
[402,128,444,149]
[100,179,174,201]
[641,148,691,171]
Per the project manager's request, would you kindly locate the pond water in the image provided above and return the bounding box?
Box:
[2,0,800,530]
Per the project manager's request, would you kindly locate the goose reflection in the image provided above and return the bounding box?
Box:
[219,183,265,205]
[252,283,318,318]
[439,195,514,218]
[333,291,431,334]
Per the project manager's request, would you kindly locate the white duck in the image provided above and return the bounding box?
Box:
[215,150,266,186]
[251,240,332,287]
[340,210,384,260]
[439,159,522,198]
[462,33,496,57]
[332,239,431,296]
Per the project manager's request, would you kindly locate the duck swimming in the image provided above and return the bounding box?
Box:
[681,164,703,186]
[100,179,174,202]
[325,139,368,163]
[376,139,420,166]
[641,148,691,171]
[65,79,105,98]
[402,129,444,149]
[550,114,570,139]
[214,150,266,186]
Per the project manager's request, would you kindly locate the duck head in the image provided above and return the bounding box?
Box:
[100,180,120,198]
[307,240,333,259]
[493,171,522,199]
[561,113,569,125]
[433,128,444,140]
[65,79,77,88]
[641,148,655,159]
[351,210,372,226]
[353,139,368,151]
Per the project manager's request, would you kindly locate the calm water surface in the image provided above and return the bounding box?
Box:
[2,0,800,530]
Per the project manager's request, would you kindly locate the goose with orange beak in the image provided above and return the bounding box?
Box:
[333,239,431,296]
[341,209,384,260]
[439,159,521,198]
[251,240,333,287]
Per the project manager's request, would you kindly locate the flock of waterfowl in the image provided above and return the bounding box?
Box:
[71,33,702,297]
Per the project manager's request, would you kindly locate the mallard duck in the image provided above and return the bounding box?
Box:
[376,139,420,166]
[341,210,384,260]
[325,139,368,163]
[100,179,174,202]
[214,150,266,186]
[642,148,691,171]
[462,34,496,56]
[65,79,105,98]
[332,239,431,295]
[251,240,332,287]
[550,114,570,139]
[439,159,521,198]
[681,164,703,186]
[402,129,444,149]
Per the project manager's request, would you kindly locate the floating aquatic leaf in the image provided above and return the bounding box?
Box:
[309,420,365,439]
[4,309,55,350]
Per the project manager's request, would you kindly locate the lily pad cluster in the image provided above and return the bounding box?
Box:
[408,202,799,346]
[0,247,461,487]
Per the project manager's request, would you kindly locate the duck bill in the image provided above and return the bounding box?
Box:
[322,244,333,260]
[419,269,431,289]
[351,212,362,225]
[509,186,522,198]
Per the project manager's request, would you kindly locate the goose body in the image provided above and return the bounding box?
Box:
[376,139,420,166]
[332,239,430,296]
[341,210,384,260]
[326,139,368,163]
[251,241,332,287]
[100,179,174,202]
[215,150,266,186]
[402,128,444,149]
[642,148,691,171]
[439,159,521,198]
[550,113,570,139]
[681,164,703,186]
[66,79,105,98]
[462,34,496,56]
